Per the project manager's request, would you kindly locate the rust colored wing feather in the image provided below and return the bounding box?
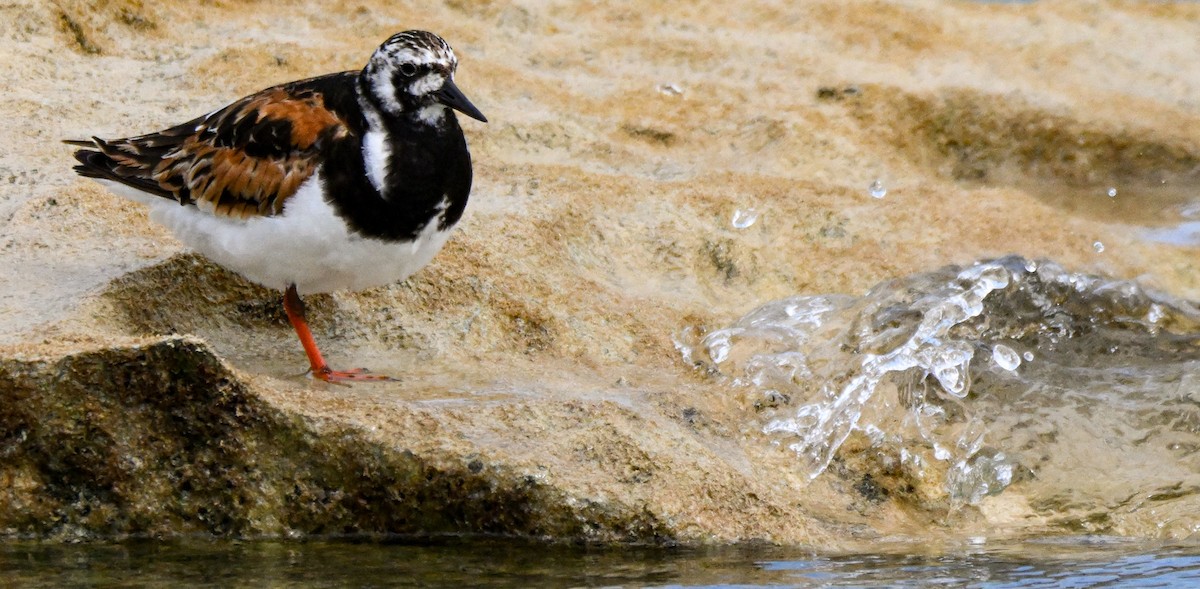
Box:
[70,77,353,219]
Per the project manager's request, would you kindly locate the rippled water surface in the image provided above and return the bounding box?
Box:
[4,537,1200,587]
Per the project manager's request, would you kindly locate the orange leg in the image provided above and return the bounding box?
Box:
[282,285,393,383]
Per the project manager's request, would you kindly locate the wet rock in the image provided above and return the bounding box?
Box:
[0,338,672,542]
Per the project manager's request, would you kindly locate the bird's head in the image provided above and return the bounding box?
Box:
[360,30,487,125]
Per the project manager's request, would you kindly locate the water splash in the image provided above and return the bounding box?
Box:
[759,262,1009,482]
[947,450,1017,506]
[676,256,1200,514]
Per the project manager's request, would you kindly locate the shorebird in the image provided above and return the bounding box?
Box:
[68,30,487,382]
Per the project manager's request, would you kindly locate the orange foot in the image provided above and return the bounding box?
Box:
[312,366,397,383]
[283,284,397,385]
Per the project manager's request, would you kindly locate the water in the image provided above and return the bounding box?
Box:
[869,179,887,199]
[1142,221,1200,247]
[732,208,760,229]
[991,344,1021,372]
[657,83,684,97]
[675,256,1200,532]
[3,537,1200,587]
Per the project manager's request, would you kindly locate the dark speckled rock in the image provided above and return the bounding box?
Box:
[0,338,670,541]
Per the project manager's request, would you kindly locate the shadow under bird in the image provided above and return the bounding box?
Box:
[67,30,487,382]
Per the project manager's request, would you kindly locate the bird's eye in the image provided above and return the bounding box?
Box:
[399,63,418,77]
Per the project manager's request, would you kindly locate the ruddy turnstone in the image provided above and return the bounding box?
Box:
[67,30,487,382]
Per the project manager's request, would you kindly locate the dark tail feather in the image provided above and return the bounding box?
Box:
[66,137,112,178]
[71,149,111,179]
[66,138,176,200]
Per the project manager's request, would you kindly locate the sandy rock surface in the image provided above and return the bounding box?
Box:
[1,0,1198,543]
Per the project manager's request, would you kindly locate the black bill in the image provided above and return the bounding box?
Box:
[435,78,487,123]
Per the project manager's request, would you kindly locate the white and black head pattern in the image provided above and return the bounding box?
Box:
[359,30,485,125]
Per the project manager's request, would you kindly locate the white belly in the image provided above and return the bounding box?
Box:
[128,174,455,294]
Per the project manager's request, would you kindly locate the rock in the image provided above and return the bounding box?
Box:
[0,337,673,541]
[2,0,1199,544]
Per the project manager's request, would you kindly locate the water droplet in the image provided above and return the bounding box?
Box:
[672,327,699,365]
[656,83,683,96]
[731,208,759,229]
[700,329,741,365]
[868,179,887,199]
[934,444,952,461]
[992,343,1021,371]
[706,337,732,364]
[1022,351,1034,362]
[1107,187,1118,198]
[1024,259,1038,273]
[1093,241,1105,253]
[934,364,969,396]
[1146,303,1164,324]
